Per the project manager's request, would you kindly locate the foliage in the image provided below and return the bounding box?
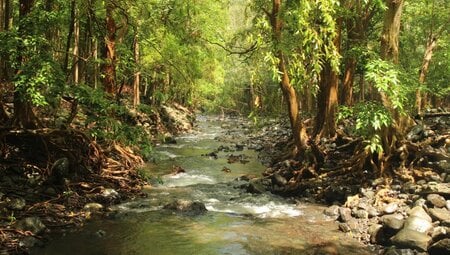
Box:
[72,85,153,155]
[338,102,391,153]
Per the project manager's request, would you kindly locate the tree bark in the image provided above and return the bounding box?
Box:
[133,29,140,108]
[314,20,341,138]
[270,0,308,158]
[72,4,80,84]
[380,0,403,64]
[64,0,75,73]
[416,36,437,115]
[102,0,117,95]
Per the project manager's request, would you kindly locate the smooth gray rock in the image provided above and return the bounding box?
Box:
[15,217,46,235]
[427,194,447,208]
[382,214,405,230]
[390,228,431,252]
[428,238,450,255]
[354,209,369,219]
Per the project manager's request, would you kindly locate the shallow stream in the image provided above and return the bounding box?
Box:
[32,116,375,255]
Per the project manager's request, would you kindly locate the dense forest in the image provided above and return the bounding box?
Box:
[0,0,449,254]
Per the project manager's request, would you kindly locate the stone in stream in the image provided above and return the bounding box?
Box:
[163,200,207,216]
[323,205,340,219]
[404,216,433,234]
[382,214,405,231]
[390,228,431,252]
[409,206,432,222]
[427,194,447,208]
[428,208,450,224]
[428,238,450,255]
[14,217,46,235]
[83,203,104,212]
[338,207,352,222]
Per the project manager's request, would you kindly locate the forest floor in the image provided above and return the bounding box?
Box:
[0,103,194,254]
[243,110,449,254]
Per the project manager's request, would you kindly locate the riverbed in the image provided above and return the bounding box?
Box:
[32,116,375,255]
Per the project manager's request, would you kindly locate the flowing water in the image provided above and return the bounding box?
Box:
[32,116,375,255]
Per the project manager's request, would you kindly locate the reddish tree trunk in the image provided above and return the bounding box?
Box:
[416,36,437,114]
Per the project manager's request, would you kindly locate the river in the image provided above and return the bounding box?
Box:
[32,116,375,255]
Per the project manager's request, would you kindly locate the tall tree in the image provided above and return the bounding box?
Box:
[103,0,117,95]
[13,0,38,128]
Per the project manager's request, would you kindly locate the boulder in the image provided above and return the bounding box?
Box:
[404,216,433,233]
[323,205,340,219]
[408,206,432,222]
[390,229,431,252]
[428,238,450,255]
[246,178,270,194]
[163,200,207,215]
[368,224,383,244]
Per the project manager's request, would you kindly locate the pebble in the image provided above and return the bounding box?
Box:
[427,194,447,208]
[428,208,450,223]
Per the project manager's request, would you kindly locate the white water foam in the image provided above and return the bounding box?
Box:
[206,201,303,218]
[163,173,217,187]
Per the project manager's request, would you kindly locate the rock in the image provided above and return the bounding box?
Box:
[404,216,433,233]
[338,222,351,233]
[414,198,427,208]
[382,214,405,230]
[102,188,120,199]
[383,202,399,214]
[367,207,380,218]
[423,183,450,196]
[247,178,269,194]
[431,226,447,240]
[409,206,432,223]
[84,203,104,212]
[427,194,447,208]
[390,228,431,252]
[323,205,340,219]
[95,230,106,238]
[368,224,383,244]
[6,197,26,210]
[163,200,207,215]
[271,173,287,186]
[44,187,57,196]
[428,208,450,223]
[447,200,450,211]
[338,207,352,222]
[428,238,450,255]
[354,209,369,219]
[383,247,415,255]
[51,157,70,177]
[19,236,43,249]
[15,217,46,235]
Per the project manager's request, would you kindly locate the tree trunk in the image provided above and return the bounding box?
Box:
[416,36,437,115]
[72,3,80,84]
[270,0,308,158]
[380,0,403,64]
[133,29,140,108]
[102,1,116,95]
[64,0,75,73]
[13,0,38,129]
[314,21,340,138]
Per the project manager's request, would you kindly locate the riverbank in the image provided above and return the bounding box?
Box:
[0,104,195,254]
[239,113,449,254]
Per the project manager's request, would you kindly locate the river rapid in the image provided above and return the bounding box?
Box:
[32,116,375,255]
